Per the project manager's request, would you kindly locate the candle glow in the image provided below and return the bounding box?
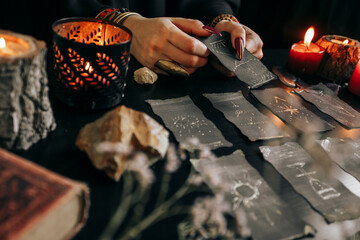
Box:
[0,34,30,57]
[304,27,315,49]
[330,38,355,46]
[286,26,325,76]
[0,38,6,49]
[348,61,360,96]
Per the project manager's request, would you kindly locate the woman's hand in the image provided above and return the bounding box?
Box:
[210,21,263,77]
[123,15,211,75]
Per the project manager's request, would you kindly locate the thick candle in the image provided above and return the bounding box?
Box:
[0,34,30,57]
[286,27,325,76]
[348,61,360,96]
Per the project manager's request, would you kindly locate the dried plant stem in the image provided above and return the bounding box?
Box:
[117,170,195,240]
[122,187,152,233]
[155,170,171,207]
[99,172,135,240]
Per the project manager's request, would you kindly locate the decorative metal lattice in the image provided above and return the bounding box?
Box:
[52,18,132,110]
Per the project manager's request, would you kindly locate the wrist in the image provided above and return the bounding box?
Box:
[122,14,145,29]
[208,14,239,28]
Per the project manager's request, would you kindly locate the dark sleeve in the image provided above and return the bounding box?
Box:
[66,0,118,17]
[179,0,241,24]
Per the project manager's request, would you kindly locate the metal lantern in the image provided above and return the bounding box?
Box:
[52,18,132,110]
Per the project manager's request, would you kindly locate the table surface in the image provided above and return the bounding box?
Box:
[14,49,360,240]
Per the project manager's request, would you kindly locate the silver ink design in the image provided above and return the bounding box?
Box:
[231,179,262,209]
[172,115,211,137]
[287,162,341,200]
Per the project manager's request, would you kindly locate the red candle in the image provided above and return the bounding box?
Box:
[286,27,325,76]
[348,61,360,96]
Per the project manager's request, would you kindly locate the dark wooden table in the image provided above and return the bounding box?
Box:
[14,49,360,240]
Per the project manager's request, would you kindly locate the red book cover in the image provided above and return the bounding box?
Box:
[0,148,90,240]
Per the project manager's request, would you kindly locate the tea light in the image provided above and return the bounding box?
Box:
[348,61,360,96]
[0,34,30,57]
[52,18,132,110]
[316,35,360,84]
[286,27,325,76]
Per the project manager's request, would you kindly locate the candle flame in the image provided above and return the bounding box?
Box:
[0,38,6,49]
[304,27,315,49]
[85,62,94,73]
[343,39,349,45]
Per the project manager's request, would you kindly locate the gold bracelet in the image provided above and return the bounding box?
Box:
[209,14,240,28]
[113,12,141,25]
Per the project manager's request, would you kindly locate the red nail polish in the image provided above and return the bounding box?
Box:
[202,25,222,36]
[240,37,245,60]
[235,37,243,60]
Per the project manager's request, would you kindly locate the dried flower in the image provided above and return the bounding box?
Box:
[234,207,251,238]
[127,152,155,191]
[180,137,202,152]
[165,144,181,173]
[198,145,216,161]
[191,194,231,238]
[96,141,133,155]
[200,164,232,193]
[187,174,203,186]
[185,137,201,148]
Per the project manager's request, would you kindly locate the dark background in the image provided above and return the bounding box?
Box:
[1,1,360,240]
[1,0,360,49]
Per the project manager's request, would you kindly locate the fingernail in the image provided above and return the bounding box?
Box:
[240,37,245,59]
[235,37,242,60]
[202,25,222,36]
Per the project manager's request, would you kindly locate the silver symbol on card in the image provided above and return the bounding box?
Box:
[287,162,341,200]
[173,115,210,137]
[231,179,261,209]
[231,101,239,108]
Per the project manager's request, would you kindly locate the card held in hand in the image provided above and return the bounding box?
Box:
[295,83,360,128]
[147,96,232,150]
[203,91,288,141]
[191,150,315,240]
[252,87,334,132]
[260,142,360,223]
[200,32,276,88]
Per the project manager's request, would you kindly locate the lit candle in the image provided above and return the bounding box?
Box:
[0,34,30,57]
[348,61,360,96]
[286,27,325,76]
[330,38,355,46]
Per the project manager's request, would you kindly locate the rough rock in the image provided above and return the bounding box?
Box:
[76,105,169,181]
[134,67,158,85]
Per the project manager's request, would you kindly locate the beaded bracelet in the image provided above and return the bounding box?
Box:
[208,14,240,28]
[95,8,120,19]
[96,8,141,25]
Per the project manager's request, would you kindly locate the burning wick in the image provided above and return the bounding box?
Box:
[85,62,94,73]
[0,38,6,49]
[331,38,354,46]
[304,27,315,50]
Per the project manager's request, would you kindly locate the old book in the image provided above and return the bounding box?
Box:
[0,148,90,240]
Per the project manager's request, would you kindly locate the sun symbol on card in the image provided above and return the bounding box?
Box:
[231,177,262,209]
[274,96,300,121]
[173,115,210,137]
[279,104,299,115]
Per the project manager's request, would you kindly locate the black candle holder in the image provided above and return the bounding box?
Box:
[52,17,132,110]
